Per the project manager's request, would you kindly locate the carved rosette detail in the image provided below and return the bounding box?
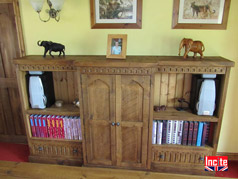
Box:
[79,67,152,75]
[19,65,75,71]
[156,66,226,74]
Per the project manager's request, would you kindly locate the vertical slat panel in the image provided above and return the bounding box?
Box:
[183,74,192,107]
[175,74,185,107]
[160,74,168,106]
[61,72,69,103]
[154,73,161,106]
[53,72,60,100]
[167,74,177,107]
[67,72,75,103]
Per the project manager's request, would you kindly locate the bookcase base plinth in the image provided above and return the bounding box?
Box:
[29,155,83,166]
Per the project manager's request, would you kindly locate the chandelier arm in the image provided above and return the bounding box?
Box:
[38,12,51,23]
[55,12,61,22]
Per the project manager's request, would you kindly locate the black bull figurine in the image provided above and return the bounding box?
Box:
[37,41,65,58]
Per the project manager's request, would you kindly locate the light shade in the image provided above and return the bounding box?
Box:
[29,0,45,12]
[50,0,64,11]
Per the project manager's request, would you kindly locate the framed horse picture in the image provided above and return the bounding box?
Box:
[90,0,142,29]
[172,0,231,29]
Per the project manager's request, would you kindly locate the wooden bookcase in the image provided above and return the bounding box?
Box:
[14,55,234,175]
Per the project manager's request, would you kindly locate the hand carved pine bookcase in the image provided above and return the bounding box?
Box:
[14,56,234,176]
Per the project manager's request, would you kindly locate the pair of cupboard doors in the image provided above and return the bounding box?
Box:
[81,74,152,169]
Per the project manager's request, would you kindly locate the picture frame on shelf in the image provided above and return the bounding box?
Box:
[172,0,231,29]
[90,0,142,29]
[106,34,127,59]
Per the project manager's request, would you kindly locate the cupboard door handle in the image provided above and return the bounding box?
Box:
[112,122,115,126]
[116,122,120,126]
[199,157,204,161]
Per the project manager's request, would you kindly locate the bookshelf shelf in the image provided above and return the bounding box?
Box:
[26,104,80,116]
[152,144,213,151]
[153,108,219,122]
[30,137,82,143]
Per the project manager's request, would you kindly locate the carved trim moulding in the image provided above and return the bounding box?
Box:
[79,67,153,75]
[18,64,75,71]
[156,66,226,74]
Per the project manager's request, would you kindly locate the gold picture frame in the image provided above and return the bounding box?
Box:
[90,0,142,29]
[106,34,127,59]
[172,0,231,29]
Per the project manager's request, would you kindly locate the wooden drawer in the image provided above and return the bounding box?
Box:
[29,139,83,159]
[152,145,213,165]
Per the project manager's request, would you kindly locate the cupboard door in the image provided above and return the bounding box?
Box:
[82,75,116,166]
[116,75,150,168]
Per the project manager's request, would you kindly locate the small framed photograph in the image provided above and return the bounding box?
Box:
[90,0,142,29]
[106,34,127,59]
[172,0,231,29]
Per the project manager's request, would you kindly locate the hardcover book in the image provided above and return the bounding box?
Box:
[196,122,204,146]
[162,120,167,144]
[192,121,199,146]
[201,122,209,146]
[152,120,157,144]
[172,120,178,144]
[176,120,184,145]
[166,120,173,144]
[29,114,36,137]
[187,121,194,146]
[182,121,189,145]
[156,120,163,145]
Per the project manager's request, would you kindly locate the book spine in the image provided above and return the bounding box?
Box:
[77,116,82,140]
[29,114,36,137]
[34,115,40,137]
[55,116,60,139]
[156,120,163,145]
[73,117,79,140]
[172,121,178,144]
[51,115,57,139]
[47,115,52,138]
[182,121,189,145]
[176,121,184,145]
[152,120,157,144]
[166,120,173,144]
[187,121,194,146]
[60,116,65,139]
[205,122,210,144]
[63,116,68,139]
[196,122,204,146]
[201,122,208,146]
[192,121,199,146]
[162,120,167,144]
[69,117,74,140]
[37,115,44,138]
[208,122,214,145]
[42,115,48,138]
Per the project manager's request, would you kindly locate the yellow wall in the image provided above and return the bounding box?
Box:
[19,0,238,153]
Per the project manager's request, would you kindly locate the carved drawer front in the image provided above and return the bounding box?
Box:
[30,140,82,159]
[152,146,212,165]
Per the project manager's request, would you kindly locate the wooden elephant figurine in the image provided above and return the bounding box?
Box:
[178,38,205,59]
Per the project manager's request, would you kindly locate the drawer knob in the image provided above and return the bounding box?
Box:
[159,155,164,159]
[73,149,78,153]
[199,157,204,161]
[112,122,115,126]
[116,122,120,126]
[38,146,43,151]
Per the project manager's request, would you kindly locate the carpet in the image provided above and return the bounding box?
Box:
[0,142,237,178]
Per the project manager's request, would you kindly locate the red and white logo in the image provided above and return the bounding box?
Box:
[205,156,228,171]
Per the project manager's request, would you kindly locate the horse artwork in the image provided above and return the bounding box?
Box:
[178,38,205,59]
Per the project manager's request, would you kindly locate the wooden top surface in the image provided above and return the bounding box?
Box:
[14,55,235,68]
[0,161,224,179]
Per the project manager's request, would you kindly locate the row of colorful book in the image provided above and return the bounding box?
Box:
[152,120,214,146]
[29,114,82,140]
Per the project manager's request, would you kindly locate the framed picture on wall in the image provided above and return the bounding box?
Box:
[172,0,231,29]
[90,0,142,29]
[106,34,127,59]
